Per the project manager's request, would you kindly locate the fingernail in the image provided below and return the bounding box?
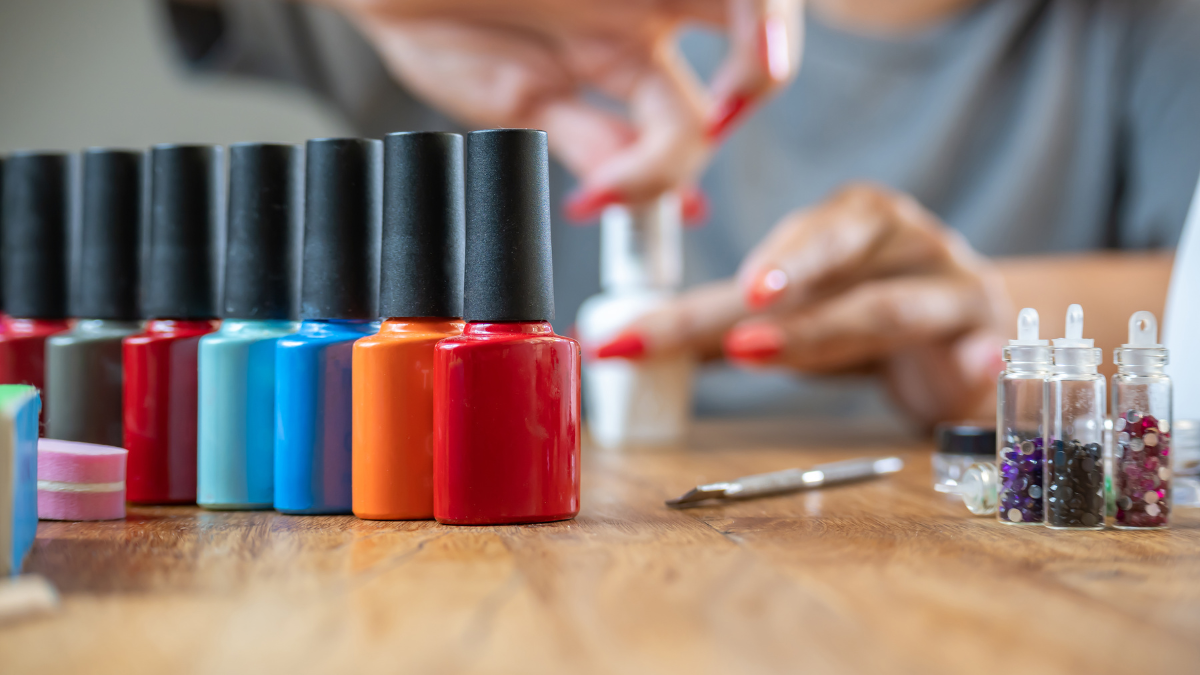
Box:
[705,93,754,141]
[746,268,788,309]
[595,332,647,360]
[565,188,624,223]
[681,187,710,226]
[760,17,791,82]
[724,323,785,362]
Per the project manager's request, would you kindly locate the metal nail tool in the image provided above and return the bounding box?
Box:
[665,456,904,509]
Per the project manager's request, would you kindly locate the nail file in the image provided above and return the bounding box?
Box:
[666,456,904,509]
[37,439,126,521]
[0,386,40,576]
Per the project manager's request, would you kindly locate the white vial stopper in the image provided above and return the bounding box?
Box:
[1010,308,1048,346]
[1124,311,1160,348]
[1054,304,1094,348]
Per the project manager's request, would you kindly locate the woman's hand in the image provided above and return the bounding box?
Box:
[594,183,1010,425]
[318,0,801,216]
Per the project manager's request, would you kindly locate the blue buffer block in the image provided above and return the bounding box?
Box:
[0,385,40,575]
[274,320,377,514]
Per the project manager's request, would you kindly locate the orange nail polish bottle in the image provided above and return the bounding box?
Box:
[352,132,464,520]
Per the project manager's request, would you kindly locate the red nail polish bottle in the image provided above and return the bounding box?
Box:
[0,153,72,429]
[433,129,581,525]
[123,145,221,504]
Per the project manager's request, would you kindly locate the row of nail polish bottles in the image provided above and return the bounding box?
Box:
[994,305,1171,529]
[576,194,693,449]
[195,129,580,523]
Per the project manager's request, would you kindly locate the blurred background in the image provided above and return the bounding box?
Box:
[0,0,347,151]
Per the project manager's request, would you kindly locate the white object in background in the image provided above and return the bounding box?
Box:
[1164,173,1200,471]
[577,194,694,449]
[0,574,58,624]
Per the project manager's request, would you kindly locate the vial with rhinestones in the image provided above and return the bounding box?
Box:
[996,308,1050,525]
[1045,304,1106,530]
[1112,311,1172,529]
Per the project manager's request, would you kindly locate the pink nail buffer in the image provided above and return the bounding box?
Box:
[37,439,126,521]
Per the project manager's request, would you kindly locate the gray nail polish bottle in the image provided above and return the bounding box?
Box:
[44,149,143,447]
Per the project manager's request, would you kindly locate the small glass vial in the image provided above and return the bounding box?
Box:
[954,461,999,516]
[1112,311,1171,529]
[1046,304,1106,530]
[996,308,1051,525]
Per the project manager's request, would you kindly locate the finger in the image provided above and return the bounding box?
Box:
[737,184,955,310]
[564,39,712,217]
[706,0,802,139]
[592,279,747,360]
[882,328,1005,425]
[724,275,991,372]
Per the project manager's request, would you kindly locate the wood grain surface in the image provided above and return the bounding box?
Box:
[3,419,1198,675]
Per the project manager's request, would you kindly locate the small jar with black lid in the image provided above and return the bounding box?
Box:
[932,424,995,493]
[1046,304,1107,530]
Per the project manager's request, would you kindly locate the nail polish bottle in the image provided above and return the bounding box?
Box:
[275,138,381,515]
[1112,311,1172,529]
[1045,304,1106,529]
[577,194,694,449]
[197,144,301,510]
[434,129,581,525]
[45,149,143,447]
[353,132,464,520]
[996,308,1050,525]
[123,145,221,504]
[0,153,72,423]
[0,385,40,576]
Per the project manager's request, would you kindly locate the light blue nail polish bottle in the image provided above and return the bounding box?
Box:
[274,138,381,515]
[197,143,301,510]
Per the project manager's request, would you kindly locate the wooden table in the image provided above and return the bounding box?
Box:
[4,420,1199,674]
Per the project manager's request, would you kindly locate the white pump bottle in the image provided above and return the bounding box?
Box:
[576,194,695,449]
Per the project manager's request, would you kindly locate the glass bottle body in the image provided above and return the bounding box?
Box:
[577,289,693,449]
[197,319,299,510]
[274,319,377,514]
[433,321,581,525]
[45,319,141,446]
[997,368,1047,525]
[352,317,464,520]
[1111,357,1171,529]
[123,319,220,504]
[1046,372,1107,529]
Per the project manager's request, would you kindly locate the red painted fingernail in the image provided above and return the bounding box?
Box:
[746,268,788,310]
[565,188,624,224]
[705,93,754,141]
[681,187,710,226]
[724,323,785,362]
[760,17,791,82]
[595,332,646,360]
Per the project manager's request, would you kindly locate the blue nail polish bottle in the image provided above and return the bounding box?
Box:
[197,144,301,510]
[274,138,381,515]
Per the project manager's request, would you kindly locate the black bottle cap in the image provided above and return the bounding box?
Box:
[223,143,301,320]
[144,144,221,320]
[2,152,69,319]
[380,132,464,319]
[300,138,381,321]
[75,148,142,320]
[935,424,997,456]
[463,129,554,322]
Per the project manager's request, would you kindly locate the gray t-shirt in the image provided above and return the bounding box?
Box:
[165,0,1200,422]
